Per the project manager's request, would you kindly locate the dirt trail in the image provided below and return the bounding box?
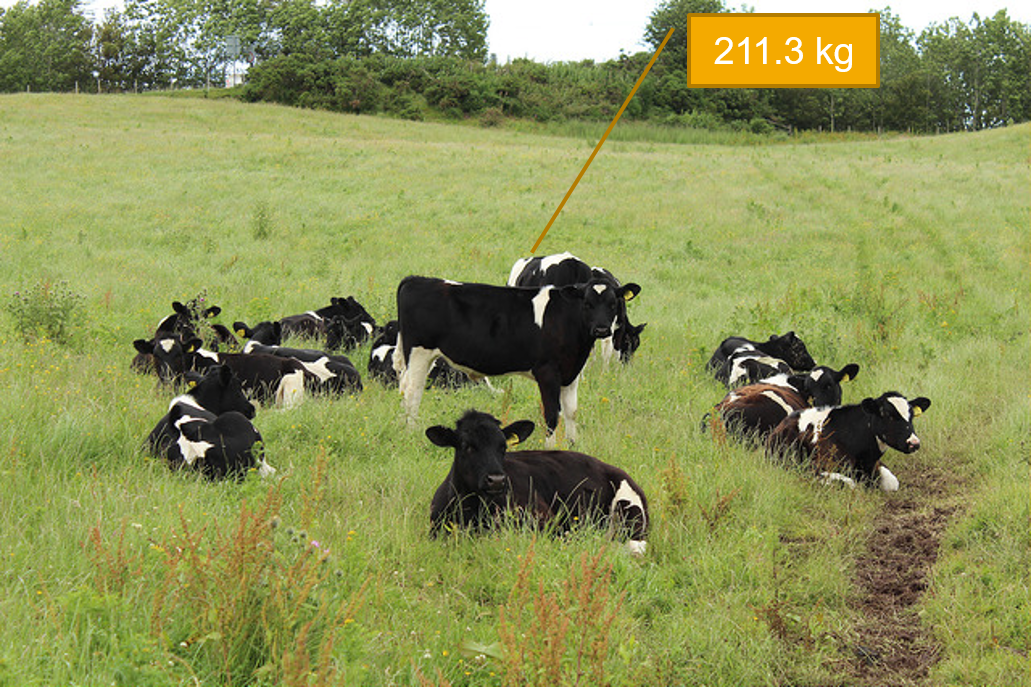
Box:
[839,463,962,687]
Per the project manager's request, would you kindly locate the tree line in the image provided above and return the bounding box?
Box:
[1,0,1028,133]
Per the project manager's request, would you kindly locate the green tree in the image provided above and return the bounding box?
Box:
[644,0,726,72]
[0,0,94,92]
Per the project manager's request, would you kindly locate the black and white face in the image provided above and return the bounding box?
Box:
[579,280,641,340]
[863,393,931,454]
[189,365,255,419]
[426,411,534,496]
[800,363,860,407]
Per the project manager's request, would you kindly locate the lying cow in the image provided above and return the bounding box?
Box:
[426,410,649,556]
[708,363,860,439]
[139,333,308,408]
[243,340,363,394]
[507,252,646,364]
[707,332,816,386]
[147,365,274,480]
[766,392,931,491]
[235,296,378,352]
[368,320,475,389]
[394,275,639,447]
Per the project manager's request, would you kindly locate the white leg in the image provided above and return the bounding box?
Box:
[276,370,306,409]
[559,374,580,445]
[399,346,435,425]
[598,336,615,367]
[878,465,900,492]
[819,471,858,489]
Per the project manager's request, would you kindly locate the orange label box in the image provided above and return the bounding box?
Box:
[687,14,880,88]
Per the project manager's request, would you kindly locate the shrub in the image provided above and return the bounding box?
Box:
[5,279,85,344]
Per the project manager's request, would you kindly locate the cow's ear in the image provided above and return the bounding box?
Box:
[203,305,221,318]
[502,420,535,447]
[184,337,203,354]
[911,397,931,416]
[557,285,584,302]
[860,398,881,415]
[426,426,458,448]
[233,321,249,337]
[634,322,647,333]
[840,363,860,382]
[621,283,642,302]
[172,301,188,315]
[133,338,153,354]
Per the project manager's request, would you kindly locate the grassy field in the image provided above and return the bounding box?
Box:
[0,93,1027,687]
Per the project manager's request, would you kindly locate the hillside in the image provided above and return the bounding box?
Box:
[0,93,1027,686]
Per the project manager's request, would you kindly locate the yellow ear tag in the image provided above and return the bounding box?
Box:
[842,374,851,382]
[236,329,246,337]
[623,291,634,302]
[187,380,198,388]
[506,435,520,448]
[912,407,922,417]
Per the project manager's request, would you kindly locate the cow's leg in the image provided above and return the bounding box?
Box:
[558,373,581,445]
[399,346,435,425]
[536,371,563,449]
[598,335,616,366]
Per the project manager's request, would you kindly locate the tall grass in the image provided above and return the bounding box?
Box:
[0,93,1027,686]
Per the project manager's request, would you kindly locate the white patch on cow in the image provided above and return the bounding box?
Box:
[168,395,204,412]
[759,373,791,388]
[173,416,213,466]
[810,368,825,381]
[531,288,552,329]
[592,284,607,295]
[196,348,219,363]
[878,465,900,492]
[257,459,277,478]
[371,344,393,363]
[300,356,335,382]
[819,472,858,489]
[361,321,374,334]
[626,540,647,557]
[540,251,576,272]
[159,339,175,353]
[552,374,581,448]
[506,257,532,286]
[611,479,647,526]
[761,389,795,415]
[305,310,323,322]
[242,340,260,354]
[444,279,462,286]
[798,407,833,441]
[887,396,911,420]
[728,354,784,386]
[275,370,306,409]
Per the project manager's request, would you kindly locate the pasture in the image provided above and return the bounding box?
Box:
[0,93,1027,686]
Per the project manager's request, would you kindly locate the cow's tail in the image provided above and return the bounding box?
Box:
[276,370,306,409]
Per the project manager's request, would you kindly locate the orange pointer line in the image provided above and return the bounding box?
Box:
[530,27,675,254]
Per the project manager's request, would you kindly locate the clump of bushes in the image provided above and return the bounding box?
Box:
[6,279,84,344]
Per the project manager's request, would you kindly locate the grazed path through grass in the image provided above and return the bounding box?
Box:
[840,464,962,687]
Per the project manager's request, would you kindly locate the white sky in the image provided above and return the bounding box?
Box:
[2,0,1026,64]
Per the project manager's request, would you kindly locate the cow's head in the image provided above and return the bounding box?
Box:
[562,280,642,340]
[766,331,816,371]
[613,322,647,363]
[145,333,204,382]
[861,392,931,454]
[234,320,282,346]
[426,410,534,497]
[185,364,255,419]
[793,363,860,407]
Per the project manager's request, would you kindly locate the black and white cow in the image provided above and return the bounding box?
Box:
[368,320,475,389]
[235,296,377,352]
[133,300,235,373]
[707,332,816,386]
[394,275,640,446]
[243,340,363,394]
[147,365,274,480]
[140,333,308,407]
[507,252,646,364]
[766,392,931,491]
[426,410,649,556]
[708,363,860,439]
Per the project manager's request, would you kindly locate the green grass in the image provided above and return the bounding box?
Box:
[0,92,1027,686]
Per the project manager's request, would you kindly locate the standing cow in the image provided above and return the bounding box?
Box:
[393,275,639,447]
[507,252,646,364]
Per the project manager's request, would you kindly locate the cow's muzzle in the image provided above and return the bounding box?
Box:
[481,473,507,495]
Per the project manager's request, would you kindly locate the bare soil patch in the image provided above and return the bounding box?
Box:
[837,462,962,687]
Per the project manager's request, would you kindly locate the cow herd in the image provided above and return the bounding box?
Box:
[130,252,930,555]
